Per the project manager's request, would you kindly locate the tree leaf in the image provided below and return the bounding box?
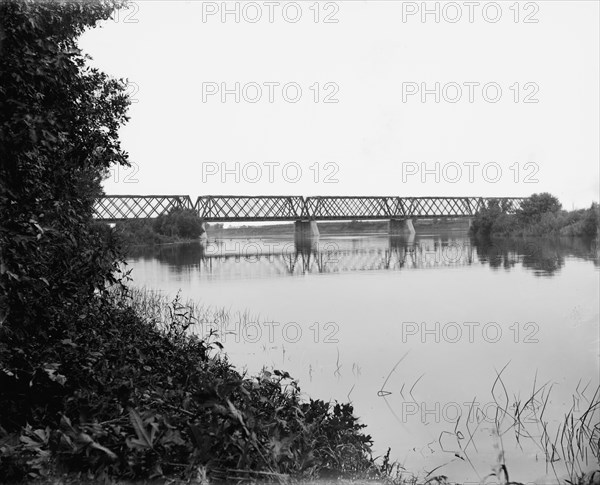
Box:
[127,409,155,450]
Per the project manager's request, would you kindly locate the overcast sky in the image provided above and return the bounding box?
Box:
[79,0,599,209]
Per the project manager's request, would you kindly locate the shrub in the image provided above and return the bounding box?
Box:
[469,200,503,238]
[114,219,171,247]
[113,209,205,247]
[580,202,600,237]
[153,208,204,239]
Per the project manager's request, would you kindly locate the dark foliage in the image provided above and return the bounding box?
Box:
[114,208,205,246]
[516,192,562,225]
[113,218,173,246]
[470,194,599,238]
[153,208,204,239]
[0,291,375,482]
[469,199,504,239]
[0,0,130,332]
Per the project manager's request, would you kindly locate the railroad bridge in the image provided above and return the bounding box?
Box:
[93,195,526,237]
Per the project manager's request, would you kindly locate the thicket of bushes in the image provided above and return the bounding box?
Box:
[115,208,205,246]
[470,193,600,238]
[0,2,376,482]
[0,288,375,482]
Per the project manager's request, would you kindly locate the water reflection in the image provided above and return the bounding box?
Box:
[125,233,599,279]
[476,236,599,276]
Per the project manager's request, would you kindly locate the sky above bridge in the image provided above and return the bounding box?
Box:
[79,1,599,209]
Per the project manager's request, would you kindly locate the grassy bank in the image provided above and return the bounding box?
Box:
[97,290,600,485]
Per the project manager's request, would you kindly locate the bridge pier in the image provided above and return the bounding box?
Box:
[294,220,320,241]
[389,218,416,236]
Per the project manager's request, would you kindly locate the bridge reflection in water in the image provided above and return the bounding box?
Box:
[203,237,477,276]
[125,234,599,279]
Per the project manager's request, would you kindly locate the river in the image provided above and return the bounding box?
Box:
[125,230,600,483]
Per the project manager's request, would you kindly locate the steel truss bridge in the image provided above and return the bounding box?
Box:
[94,195,526,222]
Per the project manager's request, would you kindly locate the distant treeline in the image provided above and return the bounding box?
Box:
[208,218,470,237]
[115,216,472,245]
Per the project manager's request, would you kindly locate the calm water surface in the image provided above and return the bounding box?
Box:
[126,231,600,483]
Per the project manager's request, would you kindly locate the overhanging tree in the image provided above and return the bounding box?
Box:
[0,0,130,333]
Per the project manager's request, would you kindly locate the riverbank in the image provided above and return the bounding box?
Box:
[0,286,381,482]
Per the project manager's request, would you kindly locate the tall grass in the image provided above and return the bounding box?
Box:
[124,287,264,348]
[415,367,600,485]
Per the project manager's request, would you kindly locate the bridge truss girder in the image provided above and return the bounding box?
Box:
[93,195,194,221]
[93,195,526,221]
[195,196,305,222]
